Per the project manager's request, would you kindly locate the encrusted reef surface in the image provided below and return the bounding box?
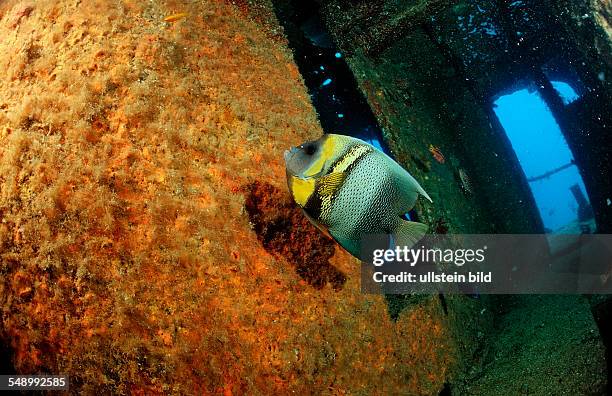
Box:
[0,1,461,394]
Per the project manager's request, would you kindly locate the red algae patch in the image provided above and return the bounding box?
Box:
[0,0,455,394]
[244,181,346,290]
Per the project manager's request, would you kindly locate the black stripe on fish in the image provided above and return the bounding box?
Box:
[304,185,324,221]
[306,147,372,222]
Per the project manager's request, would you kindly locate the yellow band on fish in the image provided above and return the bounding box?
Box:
[289,176,315,207]
[302,136,336,177]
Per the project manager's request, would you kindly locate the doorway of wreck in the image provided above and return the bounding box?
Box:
[492,81,595,234]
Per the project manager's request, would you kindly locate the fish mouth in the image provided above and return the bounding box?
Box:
[284,147,298,164]
[284,146,304,178]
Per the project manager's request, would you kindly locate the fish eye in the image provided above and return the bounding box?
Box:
[302,143,317,156]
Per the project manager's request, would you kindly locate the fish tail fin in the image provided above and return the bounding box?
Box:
[393,220,428,249]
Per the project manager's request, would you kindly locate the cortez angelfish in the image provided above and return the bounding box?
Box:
[284,134,432,260]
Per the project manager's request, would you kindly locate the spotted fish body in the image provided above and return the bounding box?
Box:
[284,134,432,260]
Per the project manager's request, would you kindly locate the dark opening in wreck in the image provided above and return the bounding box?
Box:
[271,0,390,153]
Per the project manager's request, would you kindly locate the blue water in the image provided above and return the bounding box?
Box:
[494,82,588,231]
[552,81,579,105]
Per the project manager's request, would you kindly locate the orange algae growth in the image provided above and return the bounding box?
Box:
[0,0,456,393]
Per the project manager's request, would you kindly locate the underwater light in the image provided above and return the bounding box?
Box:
[494,84,591,232]
[551,81,580,105]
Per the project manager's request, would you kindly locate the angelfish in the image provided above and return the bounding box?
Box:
[284,134,432,260]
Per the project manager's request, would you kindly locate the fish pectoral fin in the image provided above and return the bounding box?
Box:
[393,220,428,249]
[317,172,347,196]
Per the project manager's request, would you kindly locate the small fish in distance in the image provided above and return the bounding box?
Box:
[428,144,445,164]
[164,13,188,23]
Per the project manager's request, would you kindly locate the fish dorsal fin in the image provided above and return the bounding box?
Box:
[317,172,346,196]
[394,220,428,250]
